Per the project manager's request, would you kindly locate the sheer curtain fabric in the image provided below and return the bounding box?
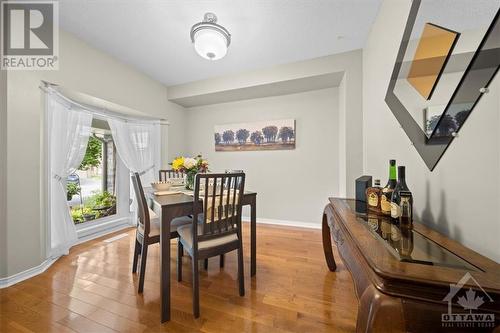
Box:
[108,119,160,185]
[49,94,92,257]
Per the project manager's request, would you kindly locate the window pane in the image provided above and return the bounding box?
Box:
[67,120,117,224]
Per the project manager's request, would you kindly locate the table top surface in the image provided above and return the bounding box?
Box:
[328,198,500,292]
[149,188,256,207]
[341,199,477,271]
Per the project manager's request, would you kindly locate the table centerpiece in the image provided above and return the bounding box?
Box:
[171,155,209,190]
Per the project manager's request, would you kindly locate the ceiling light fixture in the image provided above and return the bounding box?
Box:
[190,13,231,61]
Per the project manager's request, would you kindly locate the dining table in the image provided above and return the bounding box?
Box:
[149,189,257,323]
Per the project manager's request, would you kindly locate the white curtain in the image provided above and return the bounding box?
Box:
[49,94,92,257]
[108,119,160,186]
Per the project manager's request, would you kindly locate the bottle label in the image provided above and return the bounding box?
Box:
[368,193,378,207]
[391,202,401,218]
[380,192,392,213]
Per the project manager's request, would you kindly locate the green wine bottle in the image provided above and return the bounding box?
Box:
[381,160,397,215]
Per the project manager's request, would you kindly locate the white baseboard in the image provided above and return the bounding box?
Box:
[0,257,58,289]
[0,219,133,289]
[242,216,321,229]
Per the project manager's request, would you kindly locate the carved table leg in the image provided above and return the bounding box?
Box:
[357,285,405,333]
[322,212,337,271]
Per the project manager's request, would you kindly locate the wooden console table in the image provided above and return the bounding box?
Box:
[322,198,500,332]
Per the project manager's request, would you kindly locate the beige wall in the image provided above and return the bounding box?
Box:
[170,50,364,198]
[186,88,339,225]
[164,101,188,163]
[0,69,6,277]
[4,30,186,277]
[363,0,500,262]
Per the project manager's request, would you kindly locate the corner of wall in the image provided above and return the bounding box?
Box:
[343,50,364,198]
[164,87,189,163]
[0,68,7,278]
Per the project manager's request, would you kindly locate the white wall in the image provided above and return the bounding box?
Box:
[186,88,339,225]
[363,0,500,262]
[4,30,186,277]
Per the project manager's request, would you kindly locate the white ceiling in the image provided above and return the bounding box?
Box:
[59,0,382,86]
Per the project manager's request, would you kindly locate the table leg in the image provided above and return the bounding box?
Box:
[322,212,337,271]
[160,207,171,323]
[357,285,405,332]
[250,196,256,277]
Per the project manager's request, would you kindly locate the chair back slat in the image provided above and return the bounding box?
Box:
[193,172,245,245]
[131,173,150,236]
[159,169,184,181]
[219,175,225,231]
[231,178,237,227]
[226,170,244,189]
[225,177,232,232]
[202,177,208,235]
[210,178,217,235]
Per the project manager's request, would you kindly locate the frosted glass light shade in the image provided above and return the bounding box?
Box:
[193,29,228,60]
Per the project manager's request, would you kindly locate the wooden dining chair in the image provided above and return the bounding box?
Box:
[130,172,191,293]
[176,172,246,318]
[203,169,244,270]
[159,169,184,182]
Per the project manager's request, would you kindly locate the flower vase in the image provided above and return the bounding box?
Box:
[185,172,195,190]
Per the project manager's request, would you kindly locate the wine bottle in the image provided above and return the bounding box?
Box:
[390,166,413,223]
[380,160,397,215]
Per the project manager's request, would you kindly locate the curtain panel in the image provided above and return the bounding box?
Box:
[108,119,160,185]
[48,94,92,257]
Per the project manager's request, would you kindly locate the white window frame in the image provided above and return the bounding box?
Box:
[73,117,133,238]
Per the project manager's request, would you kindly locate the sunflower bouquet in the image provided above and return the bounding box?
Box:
[171,155,209,190]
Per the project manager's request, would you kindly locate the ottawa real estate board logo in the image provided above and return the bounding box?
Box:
[442,272,495,329]
[1,0,59,70]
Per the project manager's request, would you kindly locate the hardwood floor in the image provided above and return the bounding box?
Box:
[0,223,358,332]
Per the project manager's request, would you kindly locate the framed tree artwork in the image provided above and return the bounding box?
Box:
[214,119,296,152]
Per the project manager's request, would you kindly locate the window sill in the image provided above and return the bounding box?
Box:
[76,214,134,244]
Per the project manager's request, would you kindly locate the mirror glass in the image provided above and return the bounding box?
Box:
[393,0,499,138]
[386,0,500,170]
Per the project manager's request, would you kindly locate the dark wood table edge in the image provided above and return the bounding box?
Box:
[322,198,500,332]
[322,198,500,307]
[331,198,500,287]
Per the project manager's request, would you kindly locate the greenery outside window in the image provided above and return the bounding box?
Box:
[67,121,118,224]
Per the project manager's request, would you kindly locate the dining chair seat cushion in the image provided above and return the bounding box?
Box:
[138,213,192,237]
[177,223,238,250]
